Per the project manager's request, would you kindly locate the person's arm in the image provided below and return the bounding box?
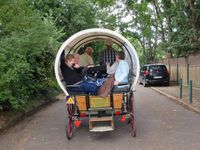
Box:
[106,61,118,74]
[74,66,84,73]
[62,65,82,85]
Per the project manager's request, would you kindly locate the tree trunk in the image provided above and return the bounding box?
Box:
[184,0,196,30]
[163,0,173,55]
[152,0,165,42]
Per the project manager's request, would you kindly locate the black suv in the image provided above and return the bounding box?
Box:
[139,64,170,87]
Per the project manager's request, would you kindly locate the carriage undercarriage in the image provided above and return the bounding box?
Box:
[65,86,136,139]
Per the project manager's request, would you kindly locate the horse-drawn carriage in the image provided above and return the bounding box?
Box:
[54,28,140,139]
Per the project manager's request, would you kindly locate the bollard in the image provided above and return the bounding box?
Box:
[180,79,182,100]
[189,80,192,104]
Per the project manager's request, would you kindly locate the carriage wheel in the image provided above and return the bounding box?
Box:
[129,92,136,137]
[66,104,74,140]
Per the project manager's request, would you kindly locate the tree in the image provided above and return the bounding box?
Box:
[124,0,200,61]
[30,0,97,39]
[0,0,62,110]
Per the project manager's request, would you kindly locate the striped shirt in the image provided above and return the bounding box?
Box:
[100,47,117,65]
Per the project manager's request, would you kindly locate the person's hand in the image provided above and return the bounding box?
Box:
[73,64,80,68]
[106,62,110,66]
[114,80,119,85]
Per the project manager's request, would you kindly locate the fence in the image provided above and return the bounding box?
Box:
[159,54,200,88]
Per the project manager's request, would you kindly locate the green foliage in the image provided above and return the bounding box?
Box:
[31,0,97,38]
[168,0,200,57]
[91,0,116,8]
[123,0,200,63]
[91,0,121,30]
[0,0,62,111]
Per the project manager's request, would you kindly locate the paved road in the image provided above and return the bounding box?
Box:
[0,85,200,150]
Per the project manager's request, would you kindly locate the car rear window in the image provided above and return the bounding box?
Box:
[149,65,167,72]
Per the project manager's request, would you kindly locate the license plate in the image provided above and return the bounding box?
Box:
[154,76,162,79]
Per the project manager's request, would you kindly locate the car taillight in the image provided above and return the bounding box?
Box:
[145,70,149,76]
[166,70,169,75]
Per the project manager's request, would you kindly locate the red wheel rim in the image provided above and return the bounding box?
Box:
[66,104,74,139]
[67,116,73,139]
[129,92,136,137]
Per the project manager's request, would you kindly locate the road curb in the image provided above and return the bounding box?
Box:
[151,87,200,115]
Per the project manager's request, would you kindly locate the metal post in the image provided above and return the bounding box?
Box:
[189,80,193,104]
[180,79,182,100]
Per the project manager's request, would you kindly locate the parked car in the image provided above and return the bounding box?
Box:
[139,64,170,87]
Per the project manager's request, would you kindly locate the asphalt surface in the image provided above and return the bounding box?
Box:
[150,83,200,114]
[0,85,200,150]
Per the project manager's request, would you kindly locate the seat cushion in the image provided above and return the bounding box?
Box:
[112,84,130,93]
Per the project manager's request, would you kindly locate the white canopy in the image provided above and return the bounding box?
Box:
[54,28,140,96]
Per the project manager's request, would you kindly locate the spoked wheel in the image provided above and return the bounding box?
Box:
[66,104,74,140]
[129,92,136,137]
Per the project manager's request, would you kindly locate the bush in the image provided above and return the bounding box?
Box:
[0,1,62,111]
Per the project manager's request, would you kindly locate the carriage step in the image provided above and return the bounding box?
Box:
[90,116,113,122]
[89,107,113,111]
[90,126,114,132]
[89,116,114,132]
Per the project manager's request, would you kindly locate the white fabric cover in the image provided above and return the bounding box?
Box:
[54,28,140,96]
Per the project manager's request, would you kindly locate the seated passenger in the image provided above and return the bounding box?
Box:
[98,51,129,97]
[79,47,94,67]
[113,51,129,85]
[61,54,97,95]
